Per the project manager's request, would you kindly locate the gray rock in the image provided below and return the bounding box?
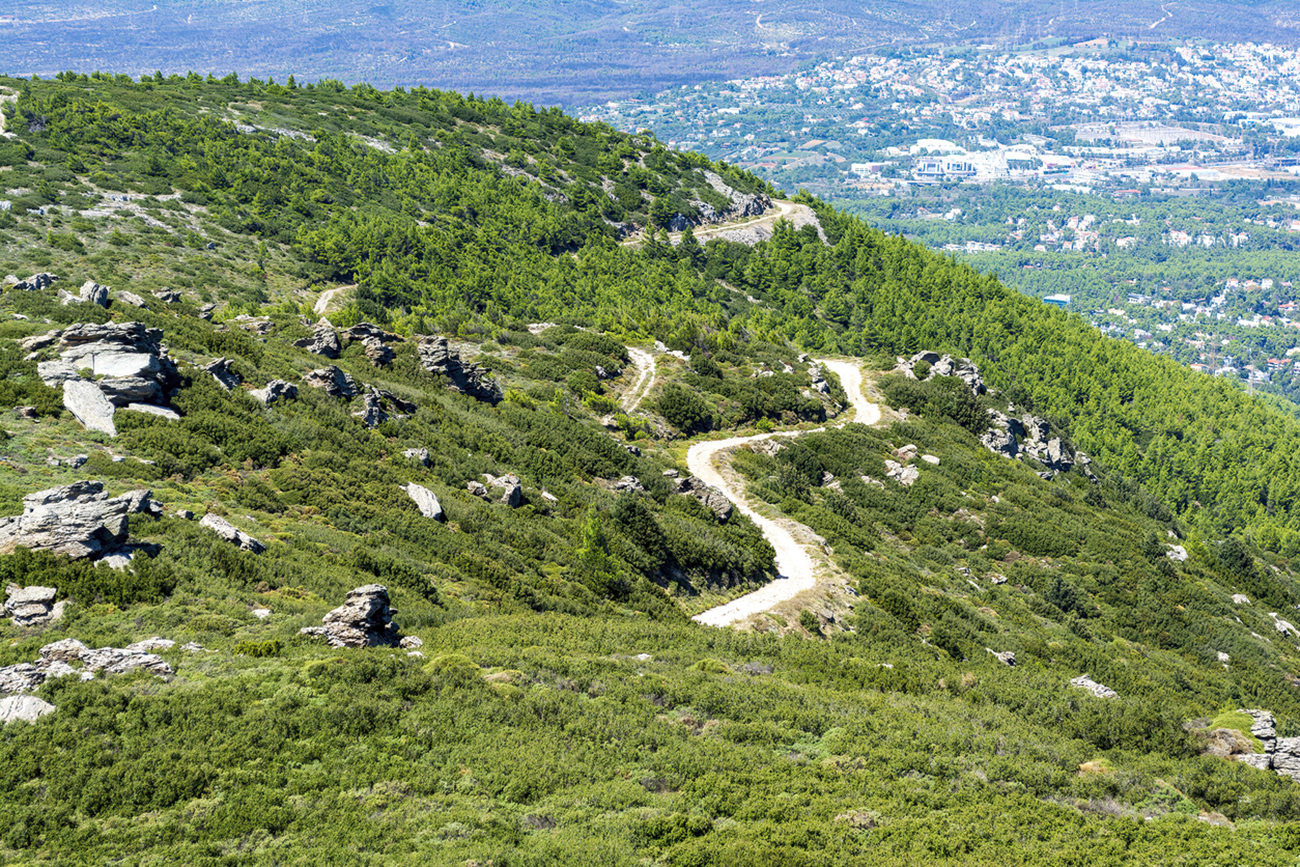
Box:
[303,366,359,399]
[97,376,163,407]
[402,483,444,521]
[21,330,62,352]
[353,391,388,428]
[1070,674,1118,699]
[417,336,502,404]
[0,664,46,693]
[153,289,182,303]
[360,336,395,366]
[251,379,297,406]
[675,476,733,522]
[298,584,402,648]
[199,514,265,553]
[125,637,175,653]
[4,584,61,627]
[78,280,110,307]
[294,323,341,358]
[1232,594,1251,605]
[403,448,431,466]
[0,638,171,695]
[203,357,241,391]
[467,480,489,498]
[1273,738,1300,781]
[123,403,181,421]
[197,303,217,321]
[63,380,118,436]
[613,475,645,493]
[116,290,148,308]
[37,360,81,388]
[399,635,423,649]
[1167,545,1188,562]
[11,272,58,292]
[986,648,1016,666]
[0,481,157,559]
[340,323,403,344]
[0,695,55,724]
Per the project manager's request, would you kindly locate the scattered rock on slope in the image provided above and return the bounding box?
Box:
[251,379,297,406]
[294,322,342,358]
[199,514,265,553]
[298,584,403,648]
[303,365,360,399]
[1070,674,1118,699]
[0,481,160,560]
[675,476,733,522]
[0,637,172,695]
[402,483,444,521]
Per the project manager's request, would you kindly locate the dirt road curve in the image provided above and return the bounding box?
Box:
[690,358,878,628]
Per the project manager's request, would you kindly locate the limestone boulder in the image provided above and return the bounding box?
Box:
[4,584,64,627]
[0,695,55,724]
[251,379,297,406]
[675,476,733,522]
[303,366,359,399]
[0,481,158,559]
[294,323,342,358]
[203,357,241,391]
[199,514,265,553]
[63,380,118,436]
[298,584,403,648]
[402,483,444,521]
[1070,674,1118,699]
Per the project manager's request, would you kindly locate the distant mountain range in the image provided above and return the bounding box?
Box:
[3,0,1299,105]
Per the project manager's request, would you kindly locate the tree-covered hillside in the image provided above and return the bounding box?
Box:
[7,74,1300,864]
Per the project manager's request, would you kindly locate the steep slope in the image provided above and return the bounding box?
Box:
[6,75,1300,864]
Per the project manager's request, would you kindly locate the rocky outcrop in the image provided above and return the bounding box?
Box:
[981,409,1075,477]
[675,476,733,522]
[203,357,241,391]
[199,514,265,553]
[153,289,182,303]
[1070,674,1118,699]
[0,637,172,695]
[0,481,159,560]
[484,473,523,507]
[9,271,58,292]
[294,322,341,358]
[298,584,402,648]
[354,391,388,428]
[402,483,444,521]
[33,323,181,431]
[899,351,986,396]
[116,290,148,308]
[4,584,65,627]
[1215,710,1300,782]
[613,476,645,493]
[303,366,360,399]
[418,337,502,404]
[58,279,109,307]
[696,170,773,223]
[884,459,920,487]
[0,695,56,724]
[360,337,396,366]
[340,323,403,344]
[986,649,1016,666]
[251,379,297,406]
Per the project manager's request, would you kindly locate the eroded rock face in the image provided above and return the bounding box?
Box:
[199,514,265,553]
[63,380,118,436]
[251,379,297,406]
[980,409,1075,477]
[0,481,159,560]
[403,448,430,466]
[675,476,733,522]
[417,337,502,404]
[10,271,58,292]
[697,170,773,222]
[360,337,396,366]
[403,483,444,521]
[303,366,360,399]
[354,391,388,428]
[484,473,523,507]
[298,584,402,648]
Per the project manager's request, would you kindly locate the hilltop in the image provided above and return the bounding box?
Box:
[5,74,1300,864]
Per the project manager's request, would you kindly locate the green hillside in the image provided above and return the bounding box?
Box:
[5,74,1300,864]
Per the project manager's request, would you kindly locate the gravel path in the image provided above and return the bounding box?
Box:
[691,358,878,627]
[622,347,656,411]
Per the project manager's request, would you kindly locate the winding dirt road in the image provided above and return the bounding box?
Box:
[690,358,878,628]
[622,347,656,411]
